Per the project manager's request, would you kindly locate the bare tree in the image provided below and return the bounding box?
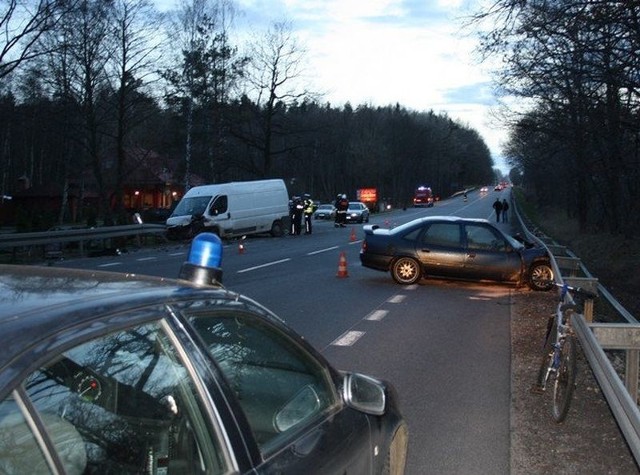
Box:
[163,0,245,189]
[107,0,163,219]
[242,20,313,176]
[0,0,77,78]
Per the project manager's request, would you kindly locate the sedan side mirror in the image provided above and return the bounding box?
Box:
[343,373,386,416]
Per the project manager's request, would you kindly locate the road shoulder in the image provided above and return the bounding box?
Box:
[511,290,638,474]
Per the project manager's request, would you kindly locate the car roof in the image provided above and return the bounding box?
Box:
[397,215,490,228]
[0,264,245,371]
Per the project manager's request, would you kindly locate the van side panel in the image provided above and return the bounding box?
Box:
[166,179,289,239]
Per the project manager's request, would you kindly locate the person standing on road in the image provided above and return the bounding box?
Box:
[492,198,503,223]
[290,196,304,235]
[335,194,349,228]
[501,199,509,223]
[303,193,316,234]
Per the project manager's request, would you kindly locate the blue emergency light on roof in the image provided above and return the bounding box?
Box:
[179,233,223,286]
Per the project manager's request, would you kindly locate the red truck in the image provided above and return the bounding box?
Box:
[413,186,434,207]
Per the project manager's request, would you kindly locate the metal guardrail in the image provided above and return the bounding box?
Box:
[0,223,167,257]
[513,200,640,466]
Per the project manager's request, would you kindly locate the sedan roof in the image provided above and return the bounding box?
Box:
[0,264,240,370]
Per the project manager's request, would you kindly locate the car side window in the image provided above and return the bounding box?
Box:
[421,223,461,247]
[209,195,228,215]
[0,398,54,474]
[187,311,338,455]
[14,322,228,475]
[465,225,506,251]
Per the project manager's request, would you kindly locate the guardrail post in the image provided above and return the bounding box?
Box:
[563,276,599,322]
[555,256,582,277]
[627,350,640,404]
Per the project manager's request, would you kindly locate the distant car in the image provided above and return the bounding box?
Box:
[314,203,337,220]
[494,185,503,191]
[346,202,370,223]
[359,216,554,290]
[0,234,408,474]
[480,187,489,193]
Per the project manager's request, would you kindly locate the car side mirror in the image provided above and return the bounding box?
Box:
[343,373,386,416]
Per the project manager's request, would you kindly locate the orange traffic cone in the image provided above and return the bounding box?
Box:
[350,227,357,242]
[336,252,349,278]
[238,242,245,254]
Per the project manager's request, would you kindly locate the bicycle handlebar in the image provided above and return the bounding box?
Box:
[554,282,597,300]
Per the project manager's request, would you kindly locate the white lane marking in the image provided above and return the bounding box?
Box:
[307,246,339,256]
[137,257,156,262]
[169,252,185,257]
[387,294,406,303]
[348,240,362,245]
[237,258,291,273]
[331,331,365,346]
[366,310,388,321]
[98,263,122,268]
[406,284,418,290]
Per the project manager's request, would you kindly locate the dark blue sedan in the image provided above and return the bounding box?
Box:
[360,216,553,290]
[0,235,408,474]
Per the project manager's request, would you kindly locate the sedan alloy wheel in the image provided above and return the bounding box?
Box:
[391,257,421,285]
[528,262,554,291]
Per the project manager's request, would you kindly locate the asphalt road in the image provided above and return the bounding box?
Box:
[52,189,517,474]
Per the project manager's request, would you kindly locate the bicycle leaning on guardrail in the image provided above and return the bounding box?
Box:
[532,283,598,422]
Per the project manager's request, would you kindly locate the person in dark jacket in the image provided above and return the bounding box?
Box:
[501,199,509,223]
[335,194,348,228]
[290,196,304,235]
[492,198,503,223]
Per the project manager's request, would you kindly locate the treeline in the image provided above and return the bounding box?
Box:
[473,1,640,236]
[0,0,496,225]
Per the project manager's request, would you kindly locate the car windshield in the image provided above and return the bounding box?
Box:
[170,196,212,217]
[505,233,525,250]
[318,205,332,210]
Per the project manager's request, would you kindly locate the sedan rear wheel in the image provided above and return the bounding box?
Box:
[528,262,554,291]
[391,257,421,285]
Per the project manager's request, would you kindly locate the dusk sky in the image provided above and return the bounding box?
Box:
[163,0,508,172]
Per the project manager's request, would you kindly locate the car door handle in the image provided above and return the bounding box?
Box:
[420,249,431,253]
[467,253,476,258]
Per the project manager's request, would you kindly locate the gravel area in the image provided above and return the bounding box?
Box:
[511,290,639,474]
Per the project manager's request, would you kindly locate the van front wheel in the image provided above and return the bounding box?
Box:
[270,220,284,237]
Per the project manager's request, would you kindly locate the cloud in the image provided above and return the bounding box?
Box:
[233,0,509,171]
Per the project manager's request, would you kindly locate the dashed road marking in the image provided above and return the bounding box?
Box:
[237,258,291,273]
[136,257,156,262]
[331,331,365,346]
[98,263,121,268]
[366,310,388,321]
[307,246,339,256]
[387,294,406,303]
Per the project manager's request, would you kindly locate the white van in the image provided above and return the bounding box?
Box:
[166,179,290,239]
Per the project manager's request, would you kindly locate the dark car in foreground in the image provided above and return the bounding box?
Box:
[359,216,553,290]
[0,235,408,474]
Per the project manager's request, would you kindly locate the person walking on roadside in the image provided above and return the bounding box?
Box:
[492,198,503,223]
[501,199,509,223]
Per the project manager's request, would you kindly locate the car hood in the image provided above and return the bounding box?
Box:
[519,245,550,262]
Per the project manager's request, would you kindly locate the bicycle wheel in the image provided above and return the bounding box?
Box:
[535,320,557,389]
[552,334,577,422]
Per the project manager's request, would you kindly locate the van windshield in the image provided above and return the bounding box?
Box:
[170,196,211,217]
